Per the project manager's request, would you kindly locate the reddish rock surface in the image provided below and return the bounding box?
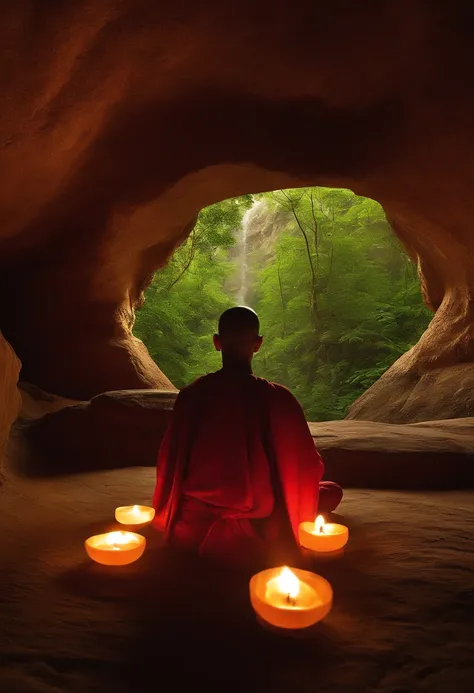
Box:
[347,363,474,423]
[0,334,22,470]
[0,2,473,415]
[311,418,474,489]
[19,389,177,475]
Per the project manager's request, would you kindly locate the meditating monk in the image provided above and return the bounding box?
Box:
[152,306,342,567]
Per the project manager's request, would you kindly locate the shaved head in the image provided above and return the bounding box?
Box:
[218,306,260,336]
[214,306,262,370]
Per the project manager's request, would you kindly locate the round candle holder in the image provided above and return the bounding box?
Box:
[299,518,349,554]
[249,566,333,630]
[85,531,146,566]
[115,505,155,529]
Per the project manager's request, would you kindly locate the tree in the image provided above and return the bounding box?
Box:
[252,188,431,419]
[134,187,431,421]
[134,196,251,386]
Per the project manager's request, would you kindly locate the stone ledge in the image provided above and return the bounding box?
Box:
[311,418,474,454]
[313,418,474,489]
[17,389,178,476]
[12,389,474,489]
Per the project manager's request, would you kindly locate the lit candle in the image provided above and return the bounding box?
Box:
[298,514,349,553]
[249,566,333,629]
[115,504,155,528]
[265,566,320,608]
[85,531,146,566]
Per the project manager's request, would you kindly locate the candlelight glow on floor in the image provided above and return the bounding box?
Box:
[1,460,473,693]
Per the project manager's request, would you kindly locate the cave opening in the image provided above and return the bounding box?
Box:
[133,187,431,421]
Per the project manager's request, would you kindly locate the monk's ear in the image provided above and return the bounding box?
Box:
[254,336,263,353]
[213,334,221,351]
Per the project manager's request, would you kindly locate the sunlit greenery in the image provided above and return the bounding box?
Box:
[134,195,252,385]
[134,188,431,420]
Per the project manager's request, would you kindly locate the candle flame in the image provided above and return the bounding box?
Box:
[314,515,326,535]
[275,566,300,599]
[131,505,140,515]
[105,531,131,547]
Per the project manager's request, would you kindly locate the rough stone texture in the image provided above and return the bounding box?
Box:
[1,457,473,692]
[0,2,474,409]
[19,381,80,420]
[311,418,474,490]
[347,363,474,423]
[0,334,22,471]
[19,387,474,489]
[19,389,177,475]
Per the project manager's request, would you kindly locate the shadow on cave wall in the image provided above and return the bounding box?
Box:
[10,390,177,478]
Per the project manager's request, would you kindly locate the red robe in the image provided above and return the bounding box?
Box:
[152,370,338,566]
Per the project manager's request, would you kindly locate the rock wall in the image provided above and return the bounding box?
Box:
[0,2,474,415]
[347,208,474,422]
[0,334,22,470]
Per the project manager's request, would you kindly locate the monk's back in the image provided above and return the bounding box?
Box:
[182,370,275,516]
[152,307,341,565]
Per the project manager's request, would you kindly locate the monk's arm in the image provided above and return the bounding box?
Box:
[272,385,325,478]
[268,385,324,528]
[152,389,189,518]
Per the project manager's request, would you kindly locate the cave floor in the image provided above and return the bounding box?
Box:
[1,462,473,693]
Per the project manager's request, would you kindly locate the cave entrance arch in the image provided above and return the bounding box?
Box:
[133,187,431,422]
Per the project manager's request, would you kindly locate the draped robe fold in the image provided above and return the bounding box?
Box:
[152,370,339,565]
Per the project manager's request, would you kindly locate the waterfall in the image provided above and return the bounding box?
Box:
[236,200,263,306]
[236,206,251,305]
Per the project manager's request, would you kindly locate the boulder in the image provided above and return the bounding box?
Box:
[312,418,474,489]
[347,364,474,423]
[20,390,177,475]
[19,381,80,421]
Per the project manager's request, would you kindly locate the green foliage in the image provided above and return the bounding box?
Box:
[134,187,432,420]
[133,196,251,385]
[252,188,431,419]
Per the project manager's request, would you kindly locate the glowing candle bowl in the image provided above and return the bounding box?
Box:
[115,504,155,529]
[85,531,146,566]
[249,566,332,629]
[299,515,349,554]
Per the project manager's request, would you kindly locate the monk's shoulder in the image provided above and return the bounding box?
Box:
[252,375,291,395]
[253,377,301,408]
[180,374,207,392]
[178,372,219,399]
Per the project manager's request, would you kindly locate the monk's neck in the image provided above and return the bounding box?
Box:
[221,358,253,376]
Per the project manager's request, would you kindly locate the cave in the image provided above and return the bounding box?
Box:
[1,3,474,693]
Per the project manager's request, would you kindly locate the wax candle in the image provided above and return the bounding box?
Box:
[265,566,320,608]
[115,504,155,528]
[85,531,146,566]
[298,514,349,553]
[249,566,333,629]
